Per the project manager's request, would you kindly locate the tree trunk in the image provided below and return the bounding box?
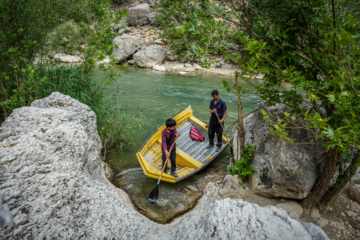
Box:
[302,149,338,209]
[235,72,245,158]
[320,151,359,206]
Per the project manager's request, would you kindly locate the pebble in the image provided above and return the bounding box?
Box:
[311,209,321,219]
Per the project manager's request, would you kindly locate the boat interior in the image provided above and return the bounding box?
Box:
[137,107,230,182]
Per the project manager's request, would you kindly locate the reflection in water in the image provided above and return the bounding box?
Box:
[95,68,259,223]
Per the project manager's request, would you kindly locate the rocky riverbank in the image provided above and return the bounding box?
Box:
[0,93,329,239]
[44,0,248,78]
[230,101,360,240]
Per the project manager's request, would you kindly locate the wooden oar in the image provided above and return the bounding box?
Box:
[215,112,233,155]
[147,136,177,204]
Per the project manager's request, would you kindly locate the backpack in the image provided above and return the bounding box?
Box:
[190,126,205,142]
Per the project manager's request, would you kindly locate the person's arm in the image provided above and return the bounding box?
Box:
[219,102,228,123]
[162,131,170,158]
[209,100,216,114]
[175,129,180,137]
[220,110,227,123]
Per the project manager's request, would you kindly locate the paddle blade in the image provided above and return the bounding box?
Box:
[146,185,159,204]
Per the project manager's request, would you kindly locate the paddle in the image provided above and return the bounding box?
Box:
[215,111,234,155]
[147,136,178,204]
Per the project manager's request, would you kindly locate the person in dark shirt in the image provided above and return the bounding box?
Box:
[207,90,228,151]
[161,118,180,178]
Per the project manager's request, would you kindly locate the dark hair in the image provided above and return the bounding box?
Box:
[211,90,219,96]
[165,118,177,127]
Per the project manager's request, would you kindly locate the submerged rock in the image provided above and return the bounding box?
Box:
[0,93,329,239]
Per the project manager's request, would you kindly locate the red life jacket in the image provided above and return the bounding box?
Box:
[190,126,205,142]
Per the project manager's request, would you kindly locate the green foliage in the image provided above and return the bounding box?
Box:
[37,65,103,107]
[46,22,85,54]
[161,0,360,155]
[235,0,360,155]
[227,144,256,179]
[157,0,360,203]
[156,0,232,64]
[0,0,126,121]
[98,106,145,151]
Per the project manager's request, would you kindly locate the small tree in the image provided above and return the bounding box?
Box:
[156,0,360,208]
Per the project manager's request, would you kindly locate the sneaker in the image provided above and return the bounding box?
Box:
[171,171,179,178]
[216,145,222,151]
[206,144,214,149]
[163,167,169,174]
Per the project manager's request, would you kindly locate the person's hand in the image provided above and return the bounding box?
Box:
[219,119,224,124]
[165,151,170,159]
[213,108,217,113]
[176,132,180,137]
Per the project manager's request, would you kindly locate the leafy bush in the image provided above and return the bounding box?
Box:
[155,0,232,64]
[46,22,85,54]
[0,0,125,121]
[227,144,256,179]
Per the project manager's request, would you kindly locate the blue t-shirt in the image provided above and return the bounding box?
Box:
[209,98,227,118]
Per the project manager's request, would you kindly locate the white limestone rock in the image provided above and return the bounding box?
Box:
[53,53,82,63]
[0,191,13,227]
[153,65,166,71]
[133,45,167,67]
[176,198,329,240]
[155,39,168,45]
[112,34,142,63]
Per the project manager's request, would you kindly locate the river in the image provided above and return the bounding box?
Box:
[94,67,259,223]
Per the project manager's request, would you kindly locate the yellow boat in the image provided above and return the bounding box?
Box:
[136,106,232,183]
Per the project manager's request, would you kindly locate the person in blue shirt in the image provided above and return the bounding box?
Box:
[207,90,227,151]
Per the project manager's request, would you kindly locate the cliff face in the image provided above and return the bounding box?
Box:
[0,92,328,239]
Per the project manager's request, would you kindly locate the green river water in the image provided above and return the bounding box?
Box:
[94,67,259,223]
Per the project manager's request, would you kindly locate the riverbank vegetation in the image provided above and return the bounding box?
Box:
[156,0,360,208]
[0,0,143,151]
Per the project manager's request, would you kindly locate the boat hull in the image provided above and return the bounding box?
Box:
[136,106,232,183]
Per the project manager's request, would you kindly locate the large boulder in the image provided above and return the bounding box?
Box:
[239,102,326,199]
[126,3,151,26]
[112,34,141,63]
[0,93,329,239]
[133,45,167,67]
[349,184,360,204]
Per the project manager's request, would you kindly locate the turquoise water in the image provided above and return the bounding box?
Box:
[94,67,259,223]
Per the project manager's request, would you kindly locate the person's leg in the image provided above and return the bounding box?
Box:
[216,121,224,147]
[170,149,178,177]
[208,117,216,147]
[170,149,176,172]
[161,149,169,173]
